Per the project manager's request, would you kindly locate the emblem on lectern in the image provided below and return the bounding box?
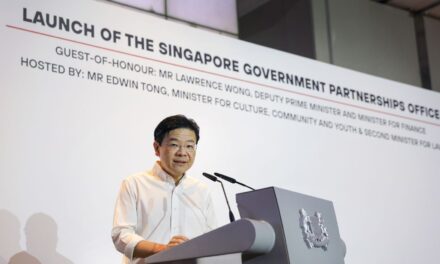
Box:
[299,209,329,250]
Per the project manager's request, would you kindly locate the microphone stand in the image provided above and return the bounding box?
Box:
[202,173,235,222]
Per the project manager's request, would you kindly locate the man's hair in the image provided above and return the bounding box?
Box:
[154,115,200,145]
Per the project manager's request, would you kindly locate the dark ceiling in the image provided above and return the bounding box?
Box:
[373,0,440,19]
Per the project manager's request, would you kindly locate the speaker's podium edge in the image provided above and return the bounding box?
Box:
[145,186,346,264]
[145,218,275,264]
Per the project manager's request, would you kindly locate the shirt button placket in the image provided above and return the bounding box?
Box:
[171,185,179,235]
[172,187,180,235]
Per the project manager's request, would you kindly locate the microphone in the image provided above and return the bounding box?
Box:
[202,172,235,223]
[202,172,217,182]
[213,172,255,191]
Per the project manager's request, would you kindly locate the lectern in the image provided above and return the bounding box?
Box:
[145,187,346,264]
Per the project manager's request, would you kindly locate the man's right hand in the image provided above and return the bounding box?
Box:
[166,235,189,248]
[133,235,189,258]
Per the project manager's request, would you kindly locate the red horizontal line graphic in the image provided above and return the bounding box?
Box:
[6,24,440,128]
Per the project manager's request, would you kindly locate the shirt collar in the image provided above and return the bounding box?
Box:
[153,161,186,186]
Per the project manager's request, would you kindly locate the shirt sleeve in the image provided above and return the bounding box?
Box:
[111,178,145,260]
[204,188,218,232]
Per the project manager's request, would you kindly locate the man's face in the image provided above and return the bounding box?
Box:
[154,128,197,181]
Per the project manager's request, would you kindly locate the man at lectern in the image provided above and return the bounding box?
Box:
[112,115,217,264]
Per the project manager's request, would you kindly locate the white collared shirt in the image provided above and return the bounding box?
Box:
[112,162,217,264]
